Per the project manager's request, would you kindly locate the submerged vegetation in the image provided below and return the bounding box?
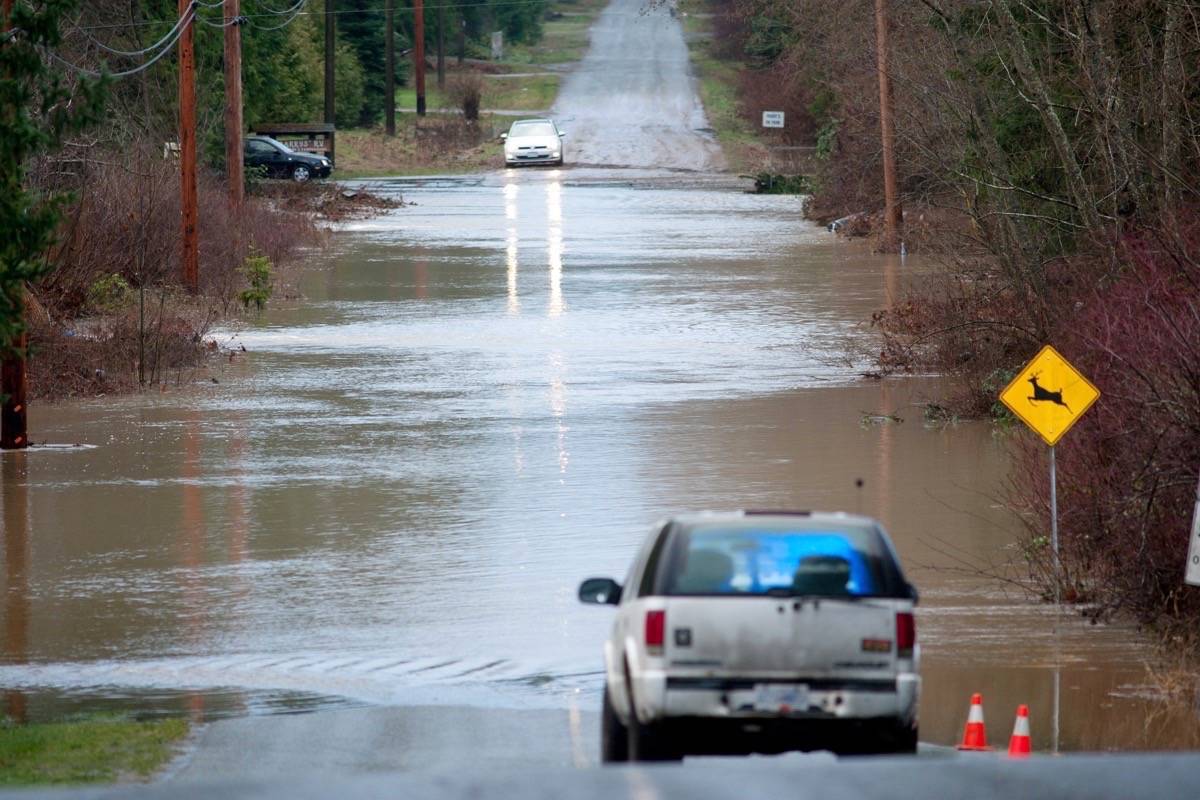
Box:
[701,0,1200,647]
[749,173,812,195]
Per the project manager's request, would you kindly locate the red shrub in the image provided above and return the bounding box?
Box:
[1011,219,1200,640]
[26,149,324,399]
[38,151,321,320]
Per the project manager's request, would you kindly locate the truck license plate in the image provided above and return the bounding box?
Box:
[753,683,809,713]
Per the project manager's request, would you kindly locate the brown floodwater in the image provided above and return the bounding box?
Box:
[2,168,1197,751]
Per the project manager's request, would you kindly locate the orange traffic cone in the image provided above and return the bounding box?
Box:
[957,692,991,751]
[1008,704,1032,757]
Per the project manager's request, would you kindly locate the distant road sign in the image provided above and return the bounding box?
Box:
[999,345,1099,447]
[762,111,785,128]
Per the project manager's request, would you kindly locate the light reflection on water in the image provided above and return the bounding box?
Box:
[2,170,1198,750]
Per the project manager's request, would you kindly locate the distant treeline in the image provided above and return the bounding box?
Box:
[82,0,548,145]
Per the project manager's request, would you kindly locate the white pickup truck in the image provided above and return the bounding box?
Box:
[579,511,920,761]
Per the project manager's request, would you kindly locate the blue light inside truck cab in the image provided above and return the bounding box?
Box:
[693,530,876,595]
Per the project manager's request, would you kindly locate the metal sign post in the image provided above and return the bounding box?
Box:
[1000,346,1100,600]
[1050,445,1059,603]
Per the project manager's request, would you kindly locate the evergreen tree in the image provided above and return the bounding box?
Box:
[0,0,105,352]
[243,11,323,127]
[491,0,547,46]
[335,0,386,125]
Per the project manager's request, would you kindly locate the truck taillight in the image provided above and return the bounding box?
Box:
[896,612,915,658]
[645,610,665,655]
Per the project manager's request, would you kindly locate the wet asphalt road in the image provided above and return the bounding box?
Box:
[553,0,723,169]
[18,753,1200,799]
[171,707,601,779]
[166,706,952,781]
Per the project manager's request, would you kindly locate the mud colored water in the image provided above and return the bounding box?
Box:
[2,169,1197,753]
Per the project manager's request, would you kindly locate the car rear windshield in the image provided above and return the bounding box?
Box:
[659,524,905,598]
[511,121,556,137]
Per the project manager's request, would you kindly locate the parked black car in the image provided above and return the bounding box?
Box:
[244,135,332,182]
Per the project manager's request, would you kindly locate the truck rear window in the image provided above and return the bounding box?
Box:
[660,525,900,598]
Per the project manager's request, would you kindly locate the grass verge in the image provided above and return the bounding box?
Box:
[678,1,773,174]
[395,73,559,113]
[507,0,610,65]
[0,715,189,786]
[333,119,501,178]
[480,73,560,110]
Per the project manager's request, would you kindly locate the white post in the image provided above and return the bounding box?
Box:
[1052,667,1061,754]
[1186,465,1200,586]
[1050,445,1059,604]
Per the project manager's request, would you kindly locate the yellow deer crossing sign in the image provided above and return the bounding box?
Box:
[999,345,1100,447]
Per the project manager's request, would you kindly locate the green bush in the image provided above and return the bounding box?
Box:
[815,118,839,161]
[239,252,273,312]
[85,274,132,313]
[751,173,813,194]
[244,164,270,193]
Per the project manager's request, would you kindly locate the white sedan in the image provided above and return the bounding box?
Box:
[501,118,566,167]
[579,511,920,761]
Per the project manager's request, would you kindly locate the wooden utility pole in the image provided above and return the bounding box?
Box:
[874,0,902,252]
[324,0,336,125]
[414,0,426,116]
[179,0,199,292]
[0,323,25,450]
[224,0,244,207]
[385,0,395,136]
[1,0,26,451]
[436,2,445,89]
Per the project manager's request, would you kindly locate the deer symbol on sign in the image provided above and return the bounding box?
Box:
[1027,371,1071,412]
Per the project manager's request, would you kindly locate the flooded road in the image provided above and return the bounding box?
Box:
[3,166,1197,755]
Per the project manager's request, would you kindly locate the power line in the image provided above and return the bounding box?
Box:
[75,1,197,58]
[73,0,550,31]
[245,0,308,31]
[253,0,310,16]
[198,14,246,28]
[46,8,196,79]
[250,13,303,31]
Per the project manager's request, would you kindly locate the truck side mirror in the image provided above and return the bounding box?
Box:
[579,577,622,605]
